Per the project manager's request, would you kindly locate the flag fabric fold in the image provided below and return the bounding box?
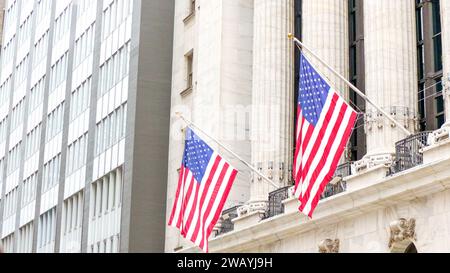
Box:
[293,53,357,218]
[168,128,238,253]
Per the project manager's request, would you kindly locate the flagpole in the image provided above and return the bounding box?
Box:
[175,113,280,190]
[288,33,413,137]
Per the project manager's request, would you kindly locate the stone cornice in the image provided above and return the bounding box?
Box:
[179,153,450,253]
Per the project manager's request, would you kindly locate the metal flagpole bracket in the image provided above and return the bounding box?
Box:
[287,33,413,137]
[175,113,280,190]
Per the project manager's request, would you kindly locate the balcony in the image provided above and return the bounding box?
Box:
[391,131,431,174]
[216,162,353,235]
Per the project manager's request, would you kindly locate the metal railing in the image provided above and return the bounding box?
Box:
[264,186,291,219]
[392,131,431,174]
[321,162,352,199]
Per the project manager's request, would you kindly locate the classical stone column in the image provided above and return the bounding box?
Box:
[248,0,294,211]
[362,0,418,163]
[441,0,450,127]
[302,0,350,165]
[302,0,349,101]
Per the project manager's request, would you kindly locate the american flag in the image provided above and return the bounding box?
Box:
[293,53,357,218]
[168,128,238,253]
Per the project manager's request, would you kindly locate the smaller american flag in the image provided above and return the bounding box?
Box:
[168,128,238,253]
[293,53,357,218]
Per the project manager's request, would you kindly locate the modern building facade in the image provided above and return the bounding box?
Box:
[0,0,174,253]
[166,0,450,253]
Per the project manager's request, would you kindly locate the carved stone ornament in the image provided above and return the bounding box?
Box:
[389,218,416,248]
[318,239,340,253]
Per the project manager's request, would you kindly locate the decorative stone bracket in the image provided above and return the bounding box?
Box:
[389,218,416,249]
[352,154,394,174]
[318,239,340,253]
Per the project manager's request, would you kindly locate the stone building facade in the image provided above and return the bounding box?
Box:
[166,0,450,253]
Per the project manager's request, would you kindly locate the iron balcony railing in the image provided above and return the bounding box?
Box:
[321,162,352,199]
[264,186,291,219]
[392,131,431,174]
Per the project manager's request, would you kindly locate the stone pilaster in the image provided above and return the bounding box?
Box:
[441,0,450,127]
[362,0,418,165]
[249,0,294,208]
[302,0,349,101]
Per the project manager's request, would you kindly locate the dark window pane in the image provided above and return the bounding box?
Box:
[436,95,444,113]
[432,0,441,35]
[434,35,443,72]
[437,114,445,128]
[418,83,425,119]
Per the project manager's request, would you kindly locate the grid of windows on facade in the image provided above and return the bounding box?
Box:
[33,32,49,68]
[66,133,88,176]
[95,103,127,156]
[61,191,83,239]
[7,143,22,175]
[42,154,61,193]
[3,187,18,219]
[102,0,133,40]
[99,42,130,96]
[17,222,34,253]
[53,4,73,45]
[88,168,123,253]
[70,77,91,121]
[37,208,56,252]
[18,223,35,253]
[15,55,30,87]
[73,24,95,69]
[17,12,33,46]
[49,53,68,93]
[36,0,52,24]
[29,77,45,112]
[46,103,64,142]
[22,172,38,207]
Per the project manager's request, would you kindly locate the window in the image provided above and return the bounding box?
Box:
[1,234,15,253]
[101,0,133,40]
[66,133,88,176]
[432,0,442,72]
[25,125,41,159]
[17,222,34,253]
[22,172,38,207]
[186,52,193,90]
[73,24,95,69]
[62,191,83,236]
[98,43,130,96]
[95,103,127,156]
[42,154,61,192]
[7,143,22,175]
[70,78,91,121]
[53,5,73,45]
[37,208,57,252]
[33,32,49,67]
[3,187,18,218]
[29,77,45,111]
[46,103,65,142]
[49,53,69,93]
[88,168,123,253]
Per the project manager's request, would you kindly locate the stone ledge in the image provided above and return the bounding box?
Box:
[178,154,450,253]
[423,138,450,164]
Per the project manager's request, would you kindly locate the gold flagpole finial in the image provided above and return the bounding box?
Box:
[287,33,294,40]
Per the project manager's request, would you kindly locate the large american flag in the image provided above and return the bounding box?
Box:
[294,53,357,218]
[168,128,238,253]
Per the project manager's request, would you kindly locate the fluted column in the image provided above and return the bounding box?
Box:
[302,0,349,101]
[250,0,294,206]
[441,0,450,127]
[363,0,418,159]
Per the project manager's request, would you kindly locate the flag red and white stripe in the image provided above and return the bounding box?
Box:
[293,53,357,218]
[168,128,238,252]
